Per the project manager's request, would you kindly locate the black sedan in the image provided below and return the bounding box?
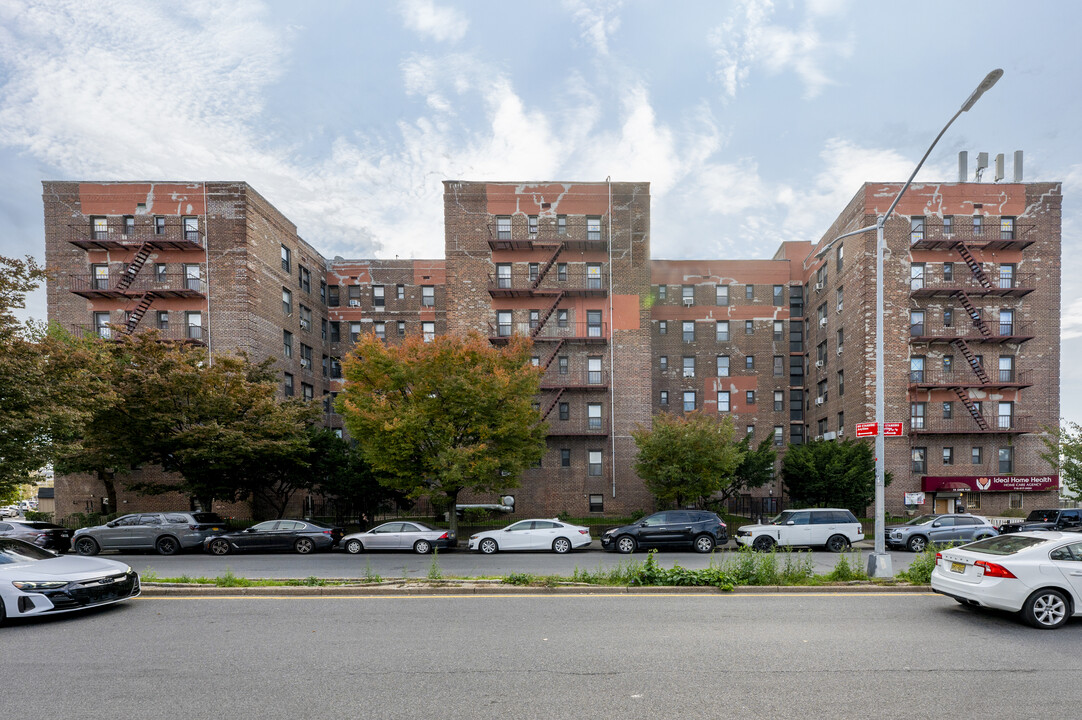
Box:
[601,510,728,553]
[0,521,73,553]
[204,519,344,555]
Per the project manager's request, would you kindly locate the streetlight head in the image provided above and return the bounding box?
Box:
[960,68,1003,111]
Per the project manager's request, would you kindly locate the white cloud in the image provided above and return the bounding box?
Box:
[562,0,624,56]
[397,0,468,43]
[709,0,852,99]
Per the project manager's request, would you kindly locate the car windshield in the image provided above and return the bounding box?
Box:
[0,538,55,564]
[905,515,938,526]
[769,511,796,525]
[963,535,1048,555]
[192,513,224,523]
[1024,510,1059,523]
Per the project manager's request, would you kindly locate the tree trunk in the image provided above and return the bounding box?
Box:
[446,490,459,540]
[97,469,117,516]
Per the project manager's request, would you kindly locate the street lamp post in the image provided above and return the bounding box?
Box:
[816,69,1003,578]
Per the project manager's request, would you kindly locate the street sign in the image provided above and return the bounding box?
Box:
[883,423,903,436]
[855,422,878,438]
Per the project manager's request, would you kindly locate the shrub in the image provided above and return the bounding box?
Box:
[24,510,52,522]
[896,543,941,584]
[826,552,867,582]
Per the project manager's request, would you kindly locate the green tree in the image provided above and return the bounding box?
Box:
[632,412,745,508]
[338,332,547,538]
[315,435,406,526]
[781,438,888,514]
[1038,422,1082,498]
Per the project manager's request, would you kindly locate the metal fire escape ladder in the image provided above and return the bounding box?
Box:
[115,242,153,291]
[951,386,990,431]
[530,291,565,338]
[540,388,566,420]
[541,339,566,370]
[954,291,991,337]
[121,293,155,335]
[950,338,991,383]
[955,242,994,289]
[531,244,564,289]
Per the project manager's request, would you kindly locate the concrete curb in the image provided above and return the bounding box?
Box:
[140,582,933,597]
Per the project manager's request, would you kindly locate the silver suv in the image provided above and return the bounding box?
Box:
[72,512,228,556]
[885,513,998,552]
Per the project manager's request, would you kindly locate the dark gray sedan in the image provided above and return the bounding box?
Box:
[205,519,344,555]
[885,514,998,552]
[72,512,228,556]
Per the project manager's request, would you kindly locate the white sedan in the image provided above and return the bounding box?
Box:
[0,538,140,625]
[931,531,1082,629]
[469,519,592,554]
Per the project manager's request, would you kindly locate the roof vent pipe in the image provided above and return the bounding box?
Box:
[958,151,968,182]
[1014,150,1024,182]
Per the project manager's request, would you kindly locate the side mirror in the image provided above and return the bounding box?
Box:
[106,522,117,528]
[932,522,942,527]
[244,527,255,533]
[786,520,795,526]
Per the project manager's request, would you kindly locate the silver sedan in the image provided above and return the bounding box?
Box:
[468,519,592,554]
[341,521,455,555]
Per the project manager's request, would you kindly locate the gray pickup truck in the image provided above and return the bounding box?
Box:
[998,508,1082,534]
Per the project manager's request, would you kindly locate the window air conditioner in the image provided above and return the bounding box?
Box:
[815,282,824,292]
[823,431,837,441]
[836,346,844,355]
[819,317,828,327]
[838,427,845,436]
[682,298,694,307]
[814,435,823,441]
[815,396,824,406]
[815,359,824,368]
[349,300,360,307]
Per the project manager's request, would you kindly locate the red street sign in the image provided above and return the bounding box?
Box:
[855,422,878,438]
[883,423,903,437]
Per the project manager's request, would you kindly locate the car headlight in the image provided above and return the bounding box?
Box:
[12,580,68,590]
[469,535,478,541]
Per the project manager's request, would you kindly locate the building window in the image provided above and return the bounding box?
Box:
[716,285,730,306]
[999,263,1015,289]
[745,355,754,370]
[745,284,754,300]
[912,447,926,473]
[497,311,512,338]
[682,321,695,342]
[716,321,729,342]
[423,322,435,342]
[557,215,567,235]
[943,447,954,466]
[971,446,983,464]
[659,390,668,406]
[837,370,844,396]
[320,281,327,305]
[586,216,602,241]
[156,310,169,330]
[773,285,784,306]
[154,263,167,282]
[496,264,512,289]
[422,285,435,307]
[910,217,925,243]
[910,310,925,336]
[322,355,329,378]
[998,401,1014,430]
[837,411,844,431]
[717,391,730,413]
[528,215,538,235]
[371,285,384,308]
[374,322,385,340]
[560,449,571,468]
[558,356,568,374]
[330,357,342,379]
[321,318,327,340]
[349,322,361,343]
[659,356,668,372]
[530,310,540,332]
[1009,492,1023,510]
[330,322,341,343]
[716,355,730,377]
[587,264,602,289]
[496,216,511,240]
[746,390,755,405]
[181,216,198,242]
[558,402,570,421]
[682,285,694,305]
[943,262,954,282]
[683,391,696,412]
[910,356,925,383]
[299,305,312,332]
[557,309,568,328]
[999,308,1014,336]
[836,243,844,272]
[528,263,539,283]
[91,264,109,290]
[773,391,783,412]
[587,403,602,430]
[302,383,313,402]
[281,245,291,272]
[122,215,135,236]
[836,287,843,313]
[154,216,165,236]
[972,215,983,236]
[586,310,602,337]
[300,344,313,370]
[774,356,784,377]
[589,494,604,513]
[657,285,667,300]
[557,263,567,281]
[999,356,1014,383]
[283,373,294,397]
[943,308,953,327]
[658,320,667,335]
[283,330,293,358]
[588,356,603,385]
[299,266,311,293]
[910,402,926,430]
[682,356,695,378]
[943,216,954,236]
[1000,217,1015,241]
[773,321,784,341]
[588,450,602,476]
[745,320,754,335]
[397,321,406,337]
[328,286,340,307]
[282,288,292,316]
[943,401,953,419]
[774,426,784,447]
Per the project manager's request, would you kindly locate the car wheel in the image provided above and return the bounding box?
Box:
[294,538,315,554]
[616,535,637,554]
[479,538,498,554]
[75,537,100,556]
[155,536,180,556]
[345,539,363,554]
[208,538,231,556]
[1022,588,1071,629]
[414,539,432,554]
[907,535,928,553]
[693,534,715,553]
[552,537,572,554]
[826,534,849,553]
[752,535,775,552]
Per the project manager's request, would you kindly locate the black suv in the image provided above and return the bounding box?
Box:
[601,511,728,554]
[999,509,1082,534]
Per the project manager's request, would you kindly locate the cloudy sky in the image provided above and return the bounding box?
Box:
[0,0,1079,419]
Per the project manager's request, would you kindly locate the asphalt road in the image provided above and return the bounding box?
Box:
[109,541,917,579]
[3,593,1078,719]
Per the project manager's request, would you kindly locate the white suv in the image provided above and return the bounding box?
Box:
[735,508,864,552]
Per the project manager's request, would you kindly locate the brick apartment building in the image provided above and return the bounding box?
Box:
[42,177,1061,520]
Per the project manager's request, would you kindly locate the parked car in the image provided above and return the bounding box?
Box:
[205,519,344,555]
[0,538,140,625]
[601,511,727,554]
[931,531,1082,629]
[0,521,73,552]
[0,506,18,518]
[72,512,228,556]
[999,509,1082,534]
[734,508,864,552]
[341,521,454,555]
[469,519,591,554]
[885,514,998,552]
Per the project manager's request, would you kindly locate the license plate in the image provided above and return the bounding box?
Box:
[950,562,966,574]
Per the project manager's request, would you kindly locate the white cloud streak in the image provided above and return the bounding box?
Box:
[562,0,624,56]
[397,0,469,43]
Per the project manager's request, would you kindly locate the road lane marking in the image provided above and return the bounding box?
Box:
[136,592,940,600]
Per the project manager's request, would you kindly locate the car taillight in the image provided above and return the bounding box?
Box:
[578,529,589,535]
[974,561,1017,579]
[935,552,942,566]
[438,532,448,539]
[322,530,332,535]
